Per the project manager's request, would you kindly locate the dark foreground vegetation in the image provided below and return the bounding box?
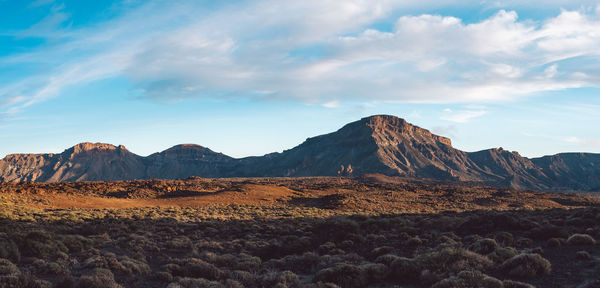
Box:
[0,177,599,287]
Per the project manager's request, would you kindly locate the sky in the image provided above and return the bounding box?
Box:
[1,0,600,159]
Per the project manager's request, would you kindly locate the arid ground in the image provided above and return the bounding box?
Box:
[0,176,599,287]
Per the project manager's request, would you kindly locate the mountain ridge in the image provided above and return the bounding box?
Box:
[1,115,599,191]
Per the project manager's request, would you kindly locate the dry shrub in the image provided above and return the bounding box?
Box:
[374,254,400,266]
[198,252,220,265]
[502,280,535,288]
[213,254,237,268]
[83,252,148,275]
[366,234,389,245]
[257,236,312,260]
[437,235,459,248]
[317,242,337,255]
[361,216,404,232]
[167,258,224,280]
[0,275,21,288]
[224,279,244,288]
[261,270,300,288]
[229,270,257,287]
[0,237,20,263]
[339,239,354,250]
[468,238,498,255]
[528,225,568,240]
[17,230,68,259]
[314,217,360,243]
[4,274,52,288]
[166,277,223,288]
[399,247,495,285]
[119,256,151,275]
[546,238,564,248]
[487,246,518,263]
[313,264,367,288]
[576,251,592,260]
[494,232,514,246]
[166,236,193,249]
[317,253,364,270]
[514,238,533,248]
[405,236,423,246]
[0,258,19,275]
[417,247,493,278]
[389,257,420,283]
[360,263,389,282]
[566,234,596,246]
[371,246,394,258]
[156,271,173,282]
[432,270,503,288]
[500,253,551,279]
[234,253,261,272]
[60,234,93,253]
[76,268,122,288]
[276,252,320,273]
[32,259,69,276]
[281,235,312,255]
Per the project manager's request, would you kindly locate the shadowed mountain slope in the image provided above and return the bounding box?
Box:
[145,144,235,179]
[531,153,600,191]
[1,115,599,191]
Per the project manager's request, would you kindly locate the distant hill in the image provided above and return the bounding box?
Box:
[1,115,599,191]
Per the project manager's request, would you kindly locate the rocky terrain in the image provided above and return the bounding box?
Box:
[0,177,599,288]
[1,115,599,191]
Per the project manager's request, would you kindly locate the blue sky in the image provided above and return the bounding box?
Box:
[1,0,600,158]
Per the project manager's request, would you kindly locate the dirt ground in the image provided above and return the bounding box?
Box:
[2,176,598,212]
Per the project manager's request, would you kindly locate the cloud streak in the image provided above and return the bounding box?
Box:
[2,1,600,117]
[441,108,487,123]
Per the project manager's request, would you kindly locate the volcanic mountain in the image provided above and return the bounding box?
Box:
[0,143,145,182]
[144,144,235,179]
[1,115,599,191]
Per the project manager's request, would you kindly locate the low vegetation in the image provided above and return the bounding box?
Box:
[0,177,598,287]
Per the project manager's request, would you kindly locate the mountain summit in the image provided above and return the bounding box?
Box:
[1,115,599,191]
[234,115,460,178]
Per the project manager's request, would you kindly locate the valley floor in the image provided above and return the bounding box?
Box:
[0,177,599,287]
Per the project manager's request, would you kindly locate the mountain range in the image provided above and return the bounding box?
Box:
[1,115,599,191]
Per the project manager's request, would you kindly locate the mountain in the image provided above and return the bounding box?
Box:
[234,115,470,178]
[144,144,234,179]
[1,115,599,191]
[531,153,600,191]
[0,143,145,182]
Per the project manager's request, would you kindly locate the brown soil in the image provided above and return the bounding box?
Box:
[2,176,597,212]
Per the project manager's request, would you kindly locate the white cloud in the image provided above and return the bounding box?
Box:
[563,136,600,147]
[441,109,487,123]
[322,100,340,108]
[564,136,581,143]
[544,64,558,78]
[3,1,600,117]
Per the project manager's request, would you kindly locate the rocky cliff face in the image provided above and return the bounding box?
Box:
[1,115,599,191]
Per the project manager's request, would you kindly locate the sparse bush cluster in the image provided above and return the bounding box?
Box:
[0,178,599,287]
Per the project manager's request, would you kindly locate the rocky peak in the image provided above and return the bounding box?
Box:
[355,115,452,146]
[164,144,208,152]
[72,142,120,152]
[152,144,233,162]
[62,143,129,160]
